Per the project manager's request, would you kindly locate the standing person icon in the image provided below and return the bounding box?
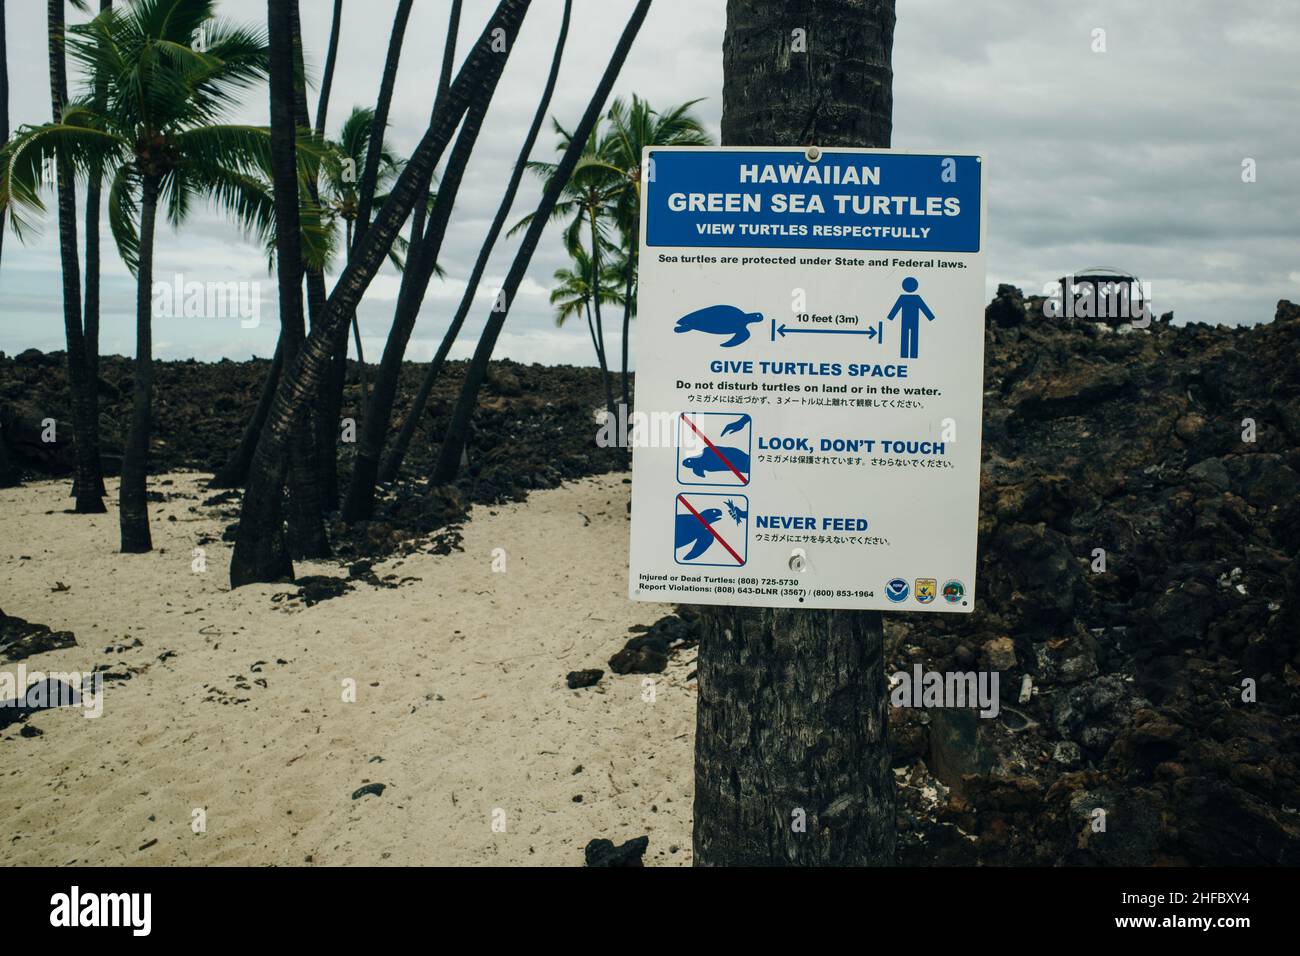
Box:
[886,277,935,359]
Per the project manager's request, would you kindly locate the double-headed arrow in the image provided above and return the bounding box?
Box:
[772,319,883,340]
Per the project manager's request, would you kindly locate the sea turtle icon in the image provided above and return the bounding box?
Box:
[674,305,764,347]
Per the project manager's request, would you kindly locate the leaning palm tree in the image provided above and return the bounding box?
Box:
[377,0,573,486]
[229,0,533,586]
[428,0,651,486]
[2,0,271,552]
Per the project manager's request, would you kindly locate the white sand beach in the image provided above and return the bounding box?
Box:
[0,472,695,866]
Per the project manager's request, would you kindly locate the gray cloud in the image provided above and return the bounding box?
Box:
[1,0,1296,364]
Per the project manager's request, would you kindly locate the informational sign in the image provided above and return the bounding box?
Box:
[628,146,986,613]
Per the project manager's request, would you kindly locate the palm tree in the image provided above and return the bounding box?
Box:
[316,105,408,415]
[513,125,622,414]
[692,0,897,868]
[3,0,272,552]
[429,0,651,487]
[320,108,407,267]
[549,246,624,370]
[212,0,346,497]
[40,0,104,513]
[209,104,392,492]
[229,0,532,587]
[268,0,332,559]
[599,95,710,407]
[342,44,511,524]
[350,0,412,257]
[0,1,9,271]
[81,0,113,500]
[378,0,573,486]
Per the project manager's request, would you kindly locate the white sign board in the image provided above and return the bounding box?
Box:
[628,146,986,613]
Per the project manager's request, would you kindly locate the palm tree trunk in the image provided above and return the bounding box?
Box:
[231,0,533,587]
[692,0,896,867]
[313,0,344,139]
[81,0,113,499]
[284,0,336,533]
[351,310,368,406]
[620,242,634,409]
[589,203,616,416]
[210,339,282,487]
[310,0,345,506]
[343,66,502,522]
[271,0,330,559]
[351,0,414,255]
[342,0,463,515]
[320,0,414,473]
[583,299,602,378]
[429,0,650,487]
[48,0,104,513]
[380,0,570,485]
[1,2,9,271]
[118,174,159,552]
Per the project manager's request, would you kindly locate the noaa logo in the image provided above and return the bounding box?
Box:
[942,579,966,604]
[914,578,937,604]
[885,578,910,603]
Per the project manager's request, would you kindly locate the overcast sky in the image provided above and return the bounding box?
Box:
[1,0,1297,367]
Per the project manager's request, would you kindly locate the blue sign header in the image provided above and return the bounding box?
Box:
[644,149,981,253]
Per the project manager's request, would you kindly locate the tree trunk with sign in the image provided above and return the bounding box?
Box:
[692,0,897,867]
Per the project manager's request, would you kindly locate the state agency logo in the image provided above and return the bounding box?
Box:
[886,578,910,603]
[915,578,937,604]
[942,579,966,604]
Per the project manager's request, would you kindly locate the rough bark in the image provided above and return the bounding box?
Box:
[230,0,532,587]
[428,0,651,487]
[692,0,897,867]
[118,175,159,552]
[720,0,894,148]
[48,0,105,513]
[379,0,571,485]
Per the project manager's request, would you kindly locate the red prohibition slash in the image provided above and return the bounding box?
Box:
[677,494,745,565]
[680,413,749,485]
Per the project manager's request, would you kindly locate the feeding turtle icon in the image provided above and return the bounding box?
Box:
[674,507,724,561]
